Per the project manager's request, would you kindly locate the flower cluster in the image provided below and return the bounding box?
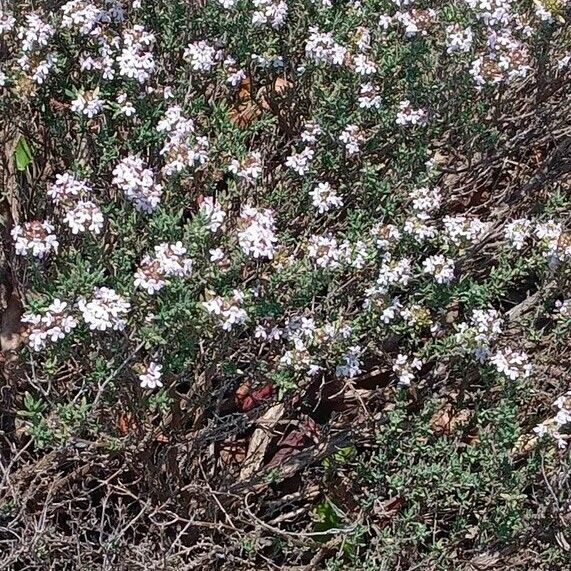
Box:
[3,0,569,462]
[48,173,104,235]
[490,347,532,380]
[534,390,571,449]
[393,353,423,386]
[22,300,78,351]
[71,89,104,118]
[21,287,131,351]
[422,255,455,284]
[228,151,263,184]
[78,287,131,331]
[199,197,227,233]
[11,221,59,258]
[455,309,503,360]
[252,0,288,28]
[184,40,220,72]
[134,242,193,294]
[238,206,278,259]
[310,182,343,214]
[112,156,163,213]
[117,25,155,83]
[203,290,248,331]
[396,100,428,126]
[305,27,348,66]
[138,362,163,389]
[157,106,209,175]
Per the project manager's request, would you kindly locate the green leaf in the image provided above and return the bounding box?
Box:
[14,136,33,171]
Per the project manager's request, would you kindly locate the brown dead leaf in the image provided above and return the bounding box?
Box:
[430,403,472,436]
[511,433,539,456]
[1,291,24,354]
[229,102,260,129]
[236,382,274,412]
[258,77,293,111]
[117,411,138,436]
[468,551,501,570]
[372,496,404,522]
[229,77,293,127]
[229,78,261,128]
[239,403,284,481]
[219,439,247,466]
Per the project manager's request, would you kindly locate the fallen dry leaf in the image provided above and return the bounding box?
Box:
[229,78,261,128]
[117,411,138,436]
[1,291,24,354]
[219,439,247,466]
[258,77,293,111]
[430,403,472,436]
[469,551,501,570]
[238,382,274,412]
[239,403,284,481]
[229,77,293,127]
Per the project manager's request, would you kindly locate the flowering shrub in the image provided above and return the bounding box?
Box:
[1,0,570,568]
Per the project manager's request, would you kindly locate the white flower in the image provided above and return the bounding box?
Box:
[19,53,57,84]
[117,25,155,83]
[134,257,167,294]
[252,0,288,28]
[305,27,348,65]
[308,235,341,268]
[209,248,225,262]
[71,90,104,118]
[358,83,381,109]
[112,156,163,213]
[353,53,377,75]
[490,348,532,380]
[78,287,131,331]
[47,173,92,205]
[120,100,136,116]
[404,214,438,242]
[505,218,532,250]
[377,258,413,291]
[555,300,571,319]
[455,308,503,361]
[22,299,78,351]
[134,243,193,294]
[285,147,314,175]
[310,182,343,213]
[184,40,219,72]
[0,12,16,34]
[422,255,455,284]
[442,215,489,247]
[18,13,54,52]
[203,293,248,330]
[380,298,403,323]
[238,206,278,259]
[300,122,322,144]
[228,151,263,184]
[139,362,163,389]
[11,221,59,258]
[446,25,473,53]
[336,345,363,378]
[339,124,363,156]
[63,200,104,234]
[393,354,423,386]
[370,223,401,250]
[396,100,427,126]
[157,107,209,175]
[410,187,442,213]
[199,197,226,232]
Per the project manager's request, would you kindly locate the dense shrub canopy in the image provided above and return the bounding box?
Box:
[1,0,570,569]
